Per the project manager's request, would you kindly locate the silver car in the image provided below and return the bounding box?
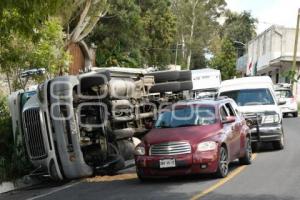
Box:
[275,86,298,117]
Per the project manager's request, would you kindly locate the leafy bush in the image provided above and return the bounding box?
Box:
[0,95,32,182]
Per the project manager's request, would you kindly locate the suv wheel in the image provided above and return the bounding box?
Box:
[293,112,298,118]
[239,137,252,165]
[273,134,284,150]
[215,146,229,178]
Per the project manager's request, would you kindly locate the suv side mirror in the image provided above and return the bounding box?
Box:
[222,116,236,124]
[278,98,286,106]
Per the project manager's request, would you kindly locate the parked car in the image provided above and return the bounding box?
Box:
[219,76,285,151]
[134,98,251,181]
[274,83,298,117]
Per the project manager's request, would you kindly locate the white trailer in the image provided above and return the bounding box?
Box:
[191,68,221,98]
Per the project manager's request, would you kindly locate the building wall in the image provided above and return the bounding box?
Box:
[68,43,85,75]
[238,25,300,78]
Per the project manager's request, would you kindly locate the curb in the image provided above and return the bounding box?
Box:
[0,176,41,194]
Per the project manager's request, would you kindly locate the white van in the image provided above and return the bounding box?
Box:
[219,76,284,150]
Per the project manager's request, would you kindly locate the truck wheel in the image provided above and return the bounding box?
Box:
[239,137,252,165]
[80,70,111,91]
[113,128,134,140]
[117,140,135,160]
[149,82,181,93]
[293,112,298,118]
[215,146,229,178]
[178,70,192,81]
[273,134,284,150]
[146,71,179,83]
[179,81,193,91]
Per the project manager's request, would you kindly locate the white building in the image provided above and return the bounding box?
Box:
[237,25,300,83]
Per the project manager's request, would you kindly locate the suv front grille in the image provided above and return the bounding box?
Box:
[150,141,191,156]
[243,113,262,127]
[23,108,47,160]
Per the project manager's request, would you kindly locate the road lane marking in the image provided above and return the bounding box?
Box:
[190,153,257,200]
[26,181,82,200]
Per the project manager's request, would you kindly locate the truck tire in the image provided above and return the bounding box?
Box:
[113,128,135,140]
[117,140,135,160]
[80,70,111,91]
[149,82,181,93]
[273,134,284,150]
[293,112,298,117]
[146,71,179,83]
[179,81,193,91]
[178,70,192,81]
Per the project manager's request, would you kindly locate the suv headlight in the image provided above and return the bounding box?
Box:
[261,114,280,124]
[197,141,217,152]
[135,146,145,156]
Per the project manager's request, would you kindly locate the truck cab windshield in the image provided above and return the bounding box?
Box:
[155,106,216,128]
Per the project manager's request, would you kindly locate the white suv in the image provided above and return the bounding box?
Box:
[219,76,284,151]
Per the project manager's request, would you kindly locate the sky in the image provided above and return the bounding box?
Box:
[226,0,300,34]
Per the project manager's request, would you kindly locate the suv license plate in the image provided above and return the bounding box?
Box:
[159,159,176,168]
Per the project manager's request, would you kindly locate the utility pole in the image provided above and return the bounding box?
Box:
[291,8,300,96]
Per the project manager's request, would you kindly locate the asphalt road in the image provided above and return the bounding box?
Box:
[2,118,300,200]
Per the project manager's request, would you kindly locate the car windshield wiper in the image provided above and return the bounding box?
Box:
[173,124,199,128]
[155,125,172,128]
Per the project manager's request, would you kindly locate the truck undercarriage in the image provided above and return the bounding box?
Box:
[9,69,197,180]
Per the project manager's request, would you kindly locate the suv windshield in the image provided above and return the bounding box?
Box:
[220,89,275,106]
[155,106,216,128]
[275,90,293,98]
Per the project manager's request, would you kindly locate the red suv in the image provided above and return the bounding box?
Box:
[135,98,252,180]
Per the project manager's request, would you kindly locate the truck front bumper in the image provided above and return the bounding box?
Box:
[250,123,283,142]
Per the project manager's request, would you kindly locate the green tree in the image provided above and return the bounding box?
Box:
[221,10,257,56]
[172,0,226,69]
[0,18,70,91]
[140,0,176,69]
[87,0,176,69]
[210,39,236,80]
[87,0,144,67]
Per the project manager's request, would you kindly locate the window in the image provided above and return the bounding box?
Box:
[225,103,236,116]
[220,106,228,121]
[155,106,217,128]
[220,89,275,106]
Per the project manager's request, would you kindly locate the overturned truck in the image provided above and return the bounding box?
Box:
[9,68,193,181]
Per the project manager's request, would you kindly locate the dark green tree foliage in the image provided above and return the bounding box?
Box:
[221,10,257,56]
[210,39,236,80]
[0,0,65,35]
[172,0,226,69]
[88,0,176,69]
[88,0,144,67]
[140,0,176,68]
